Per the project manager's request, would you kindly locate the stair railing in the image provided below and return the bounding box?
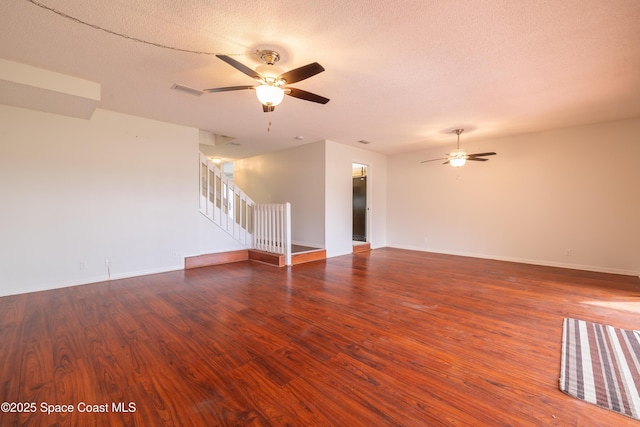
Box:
[253,203,292,266]
[199,153,253,246]
[199,153,292,265]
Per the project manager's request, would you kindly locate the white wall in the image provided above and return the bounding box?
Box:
[325,141,388,257]
[233,141,326,248]
[233,140,388,258]
[197,213,248,254]
[5,104,632,299]
[0,106,211,296]
[387,118,640,276]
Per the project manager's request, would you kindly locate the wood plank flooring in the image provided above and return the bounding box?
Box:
[1,248,639,426]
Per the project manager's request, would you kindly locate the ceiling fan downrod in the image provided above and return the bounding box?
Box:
[453,128,463,149]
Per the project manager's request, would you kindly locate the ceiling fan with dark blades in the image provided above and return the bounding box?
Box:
[203,50,330,112]
[421,129,496,167]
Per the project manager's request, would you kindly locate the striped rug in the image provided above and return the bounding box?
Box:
[560,318,640,420]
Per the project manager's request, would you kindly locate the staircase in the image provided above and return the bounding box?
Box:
[197,153,326,267]
[199,153,254,246]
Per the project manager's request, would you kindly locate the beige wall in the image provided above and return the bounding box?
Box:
[233,141,327,248]
[387,118,640,275]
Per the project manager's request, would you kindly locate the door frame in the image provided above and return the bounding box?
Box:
[352,162,369,243]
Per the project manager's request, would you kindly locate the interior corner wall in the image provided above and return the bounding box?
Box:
[0,105,203,297]
[232,141,326,248]
[324,140,388,258]
[387,117,640,276]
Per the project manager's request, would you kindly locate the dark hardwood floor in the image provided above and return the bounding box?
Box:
[1,248,639,426]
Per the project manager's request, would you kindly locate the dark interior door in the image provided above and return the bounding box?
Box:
[352,176,366,241]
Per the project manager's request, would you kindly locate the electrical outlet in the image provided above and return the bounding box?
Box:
[80,261,87,270]
[564,249,572,256]
[105,258,111,267]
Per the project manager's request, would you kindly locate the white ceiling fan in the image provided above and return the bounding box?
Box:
[421,129,496,167]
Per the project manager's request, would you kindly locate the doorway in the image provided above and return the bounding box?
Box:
[352,163,367,242]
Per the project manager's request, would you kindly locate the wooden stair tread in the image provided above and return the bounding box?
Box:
[185,250,249,269]
[188,248,328,269]
[249,249,285,267]
[291,249,326,265]
[249,248,327,267]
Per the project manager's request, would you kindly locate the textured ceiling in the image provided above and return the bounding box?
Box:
[1,0,639,159]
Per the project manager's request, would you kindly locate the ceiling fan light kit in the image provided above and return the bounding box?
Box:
[421,129,496,167]
[449,149,467,167]
[255,84,285,106]
[200,50,329,112]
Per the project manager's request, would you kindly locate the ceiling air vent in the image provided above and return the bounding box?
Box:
[171,84,203,96]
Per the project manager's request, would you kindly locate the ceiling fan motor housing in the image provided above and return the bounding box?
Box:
[258,50,280,65]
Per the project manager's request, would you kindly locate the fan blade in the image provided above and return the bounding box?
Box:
[278,62,325,84]
[285,87,330,104]
[203,85,255,93]
[467,152,497,157]
[443,160,450,165]
[262,104,275,113]
[216,55,262,80]
[420,158,448,163]
[467,157,489,161]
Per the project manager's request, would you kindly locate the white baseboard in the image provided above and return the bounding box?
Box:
[387,244,640,277]
[1,264,185,298]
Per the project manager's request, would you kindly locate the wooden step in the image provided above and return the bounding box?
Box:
[185,250,249,269]
[189,248,327,269]
[291,249,326,265]
[249,248,327,266]
[352,242,371,253]
[249,249,285,267]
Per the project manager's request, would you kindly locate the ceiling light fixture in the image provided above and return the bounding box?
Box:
[253,53,287,107]
[420,129,496,166]
[449,129,467,167]
[255,82,285,107]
